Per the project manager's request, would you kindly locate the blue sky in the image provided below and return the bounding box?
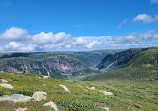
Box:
[0,0,158,52]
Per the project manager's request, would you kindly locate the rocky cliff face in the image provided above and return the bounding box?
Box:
[97,48,148,71]
[0,50,119,79]
[0,55,87,79]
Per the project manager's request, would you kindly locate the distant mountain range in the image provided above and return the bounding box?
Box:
[0,50,119,79]
[1,47,158,81]
[84,47,158,81]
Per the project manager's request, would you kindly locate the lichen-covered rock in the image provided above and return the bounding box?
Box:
[15,107,29,111]
[43,101,58,111]
[88,86,95,90]
[59,84,70,92]
[43,76,49,79]
[0,84,13,89]
[32,91,47,101]
[43,84,46,86]
[100,107,110,111]
[0,94,32,102]
[99,91,113,95]
[82,89,88,91]
[1,79,8,83]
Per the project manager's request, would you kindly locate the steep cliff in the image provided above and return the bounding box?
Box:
[97,48,148,71]
[84,47,158,81]
[0,50,118,79]
[0,55,87,79]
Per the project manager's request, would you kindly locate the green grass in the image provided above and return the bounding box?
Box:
[0,72,157,111]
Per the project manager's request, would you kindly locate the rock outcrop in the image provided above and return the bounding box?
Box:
[0,55,87,79]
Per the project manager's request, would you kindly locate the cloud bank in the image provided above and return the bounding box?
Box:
[0,27,158,52]
[0,27,103,52]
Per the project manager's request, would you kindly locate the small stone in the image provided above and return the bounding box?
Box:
[99,91,113,95]
[15,107,29,111]
[100,107,110,111]
[87,86,95,90]
[1,79,8,83]
[82,89,88,91]
[43,84,46,86]
[59,84,70,92]
[43,76,49,79]
[78,85,83,88]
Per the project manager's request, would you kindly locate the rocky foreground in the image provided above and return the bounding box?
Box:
[0,72,157,111]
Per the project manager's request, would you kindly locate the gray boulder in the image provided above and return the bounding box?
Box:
[0,94,32,102]
[32,91,47,101]
[43,101,58,111]
[0,84,13,89]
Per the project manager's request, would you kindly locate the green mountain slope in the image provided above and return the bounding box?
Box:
[127,48,158,67]
[0,72,157,111]
[84,47,158,81]
[97,48,147,71]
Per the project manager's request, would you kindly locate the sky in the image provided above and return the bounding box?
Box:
[0,0,158,52]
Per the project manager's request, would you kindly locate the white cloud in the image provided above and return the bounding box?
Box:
[4,42,35,52]
[133,14,158,23]
[86,41,100,48]
[75,37,102,48]
[28,32,73,44]
[0,27,28,41]
[28,32,54,44]
[151,0,158,4]
[0,27,102,51]
[76,37,88,45]
[118,19,128,29]
[113,30,158,43]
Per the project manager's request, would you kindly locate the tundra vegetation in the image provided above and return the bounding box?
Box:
[0,72,157,111]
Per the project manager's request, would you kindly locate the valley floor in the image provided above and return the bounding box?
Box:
[0,72,157,111]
